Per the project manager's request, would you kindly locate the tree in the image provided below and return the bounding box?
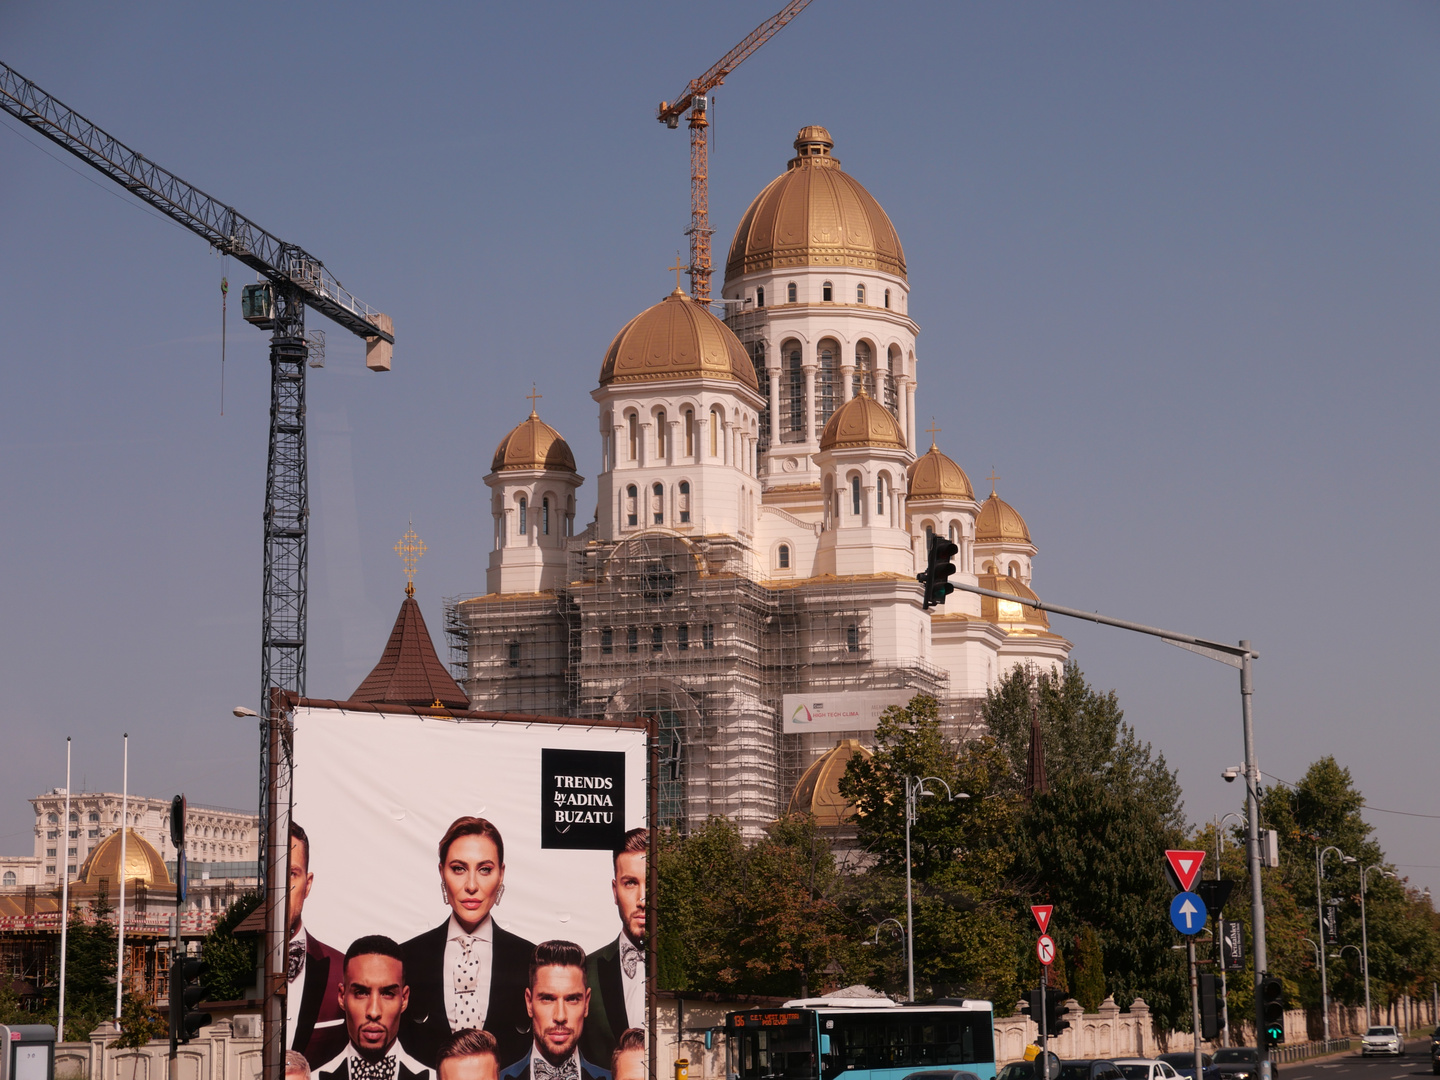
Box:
[200,892,262,1001]
[1071,924,1106,1012]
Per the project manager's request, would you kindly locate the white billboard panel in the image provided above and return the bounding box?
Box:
[781,690,915,733]
[288,705,647,1077]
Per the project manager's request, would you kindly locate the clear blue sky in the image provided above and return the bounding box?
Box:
[2,3,1436,898]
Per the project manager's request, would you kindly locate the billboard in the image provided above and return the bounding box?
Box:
[781,690,914,733]
[287,705,648,1080]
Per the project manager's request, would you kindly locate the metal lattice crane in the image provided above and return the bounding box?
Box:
[0,54,392,972]
[657,0,813,303]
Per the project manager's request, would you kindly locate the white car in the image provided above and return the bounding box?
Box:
[1362,1027,1405,1057]
[1114,1060,1182,1080]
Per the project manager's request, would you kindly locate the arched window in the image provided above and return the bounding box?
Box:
[48,814,57,824]
[851,475,861,517]
[88,812,99,822]
[652,482,665,525]
[857,283,866,304]
[877,473,887,515]
[1009,561,1021,578]
[710,408,721,457]
[817,339,838,424]
[542,496,551,535]
[854,340,874,397]
[778,544,791,570]
[756,286,765,307]
[627,413,638,461]
[625,485,638,527]
[656,410,667,458]
[822,280,833,302]
[786,281,797,303]
[926,524,935,548]
[949,521,961,544]
[518,496,528,535]
[884,288,891,309]
[678,481,691,523]
[786,343,804,434]
[2,871,14,887]
[885,344,900,415]
[684,409,695,457]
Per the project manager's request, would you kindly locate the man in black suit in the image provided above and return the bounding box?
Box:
[499,941,610,1080]
[315,936,434,1080]
[288,822,348,1068]
[580,830,646,1069]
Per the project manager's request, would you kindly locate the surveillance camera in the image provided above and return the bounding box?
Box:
[1222,767,1240,783]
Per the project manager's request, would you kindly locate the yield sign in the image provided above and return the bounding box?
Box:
[1166,849,1206,893]
[1031,905,1053,934]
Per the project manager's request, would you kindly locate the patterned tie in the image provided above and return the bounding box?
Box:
[451,935,483,1028]
[350,1056,396,1080]
[287,940,307,982]
[534,1060,578,1080]
[620,940,642,979]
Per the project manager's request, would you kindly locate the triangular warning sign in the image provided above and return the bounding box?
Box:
[1166,849,1206,893]
[1031,904,1053,933]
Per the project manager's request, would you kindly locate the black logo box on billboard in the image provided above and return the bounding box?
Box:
[541,747,626,849]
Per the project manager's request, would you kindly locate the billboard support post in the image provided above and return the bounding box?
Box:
[261,690,293,1080]
[646,713,659,1080]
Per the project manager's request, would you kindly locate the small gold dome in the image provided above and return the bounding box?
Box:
[599,289,759,390]
[908,445,974,500]
[787,739,872,828]
[724,127,906,283]
[819,391,907,452]
[977,572,1050,630]
[490,410,576,473]
[78,828,172,889]
[975,492,1032,544]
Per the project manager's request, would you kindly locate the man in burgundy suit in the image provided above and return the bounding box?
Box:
[289,821,348,1067]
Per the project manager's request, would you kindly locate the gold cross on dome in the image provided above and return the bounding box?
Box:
[526,384,542,417]
[394,524,426,598]
[669,254,686,292]
[987,468,1000,496]
[926,418,941,448]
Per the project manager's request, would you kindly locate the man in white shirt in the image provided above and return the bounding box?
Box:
[499,941,610,1080]
[316,936,435,1080]
[288,822,347,1067]
[580,830,646,1069]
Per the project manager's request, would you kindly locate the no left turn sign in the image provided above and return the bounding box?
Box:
[1037,934,1056,966]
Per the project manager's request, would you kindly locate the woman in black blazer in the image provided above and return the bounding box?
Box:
[400,816,536,1070]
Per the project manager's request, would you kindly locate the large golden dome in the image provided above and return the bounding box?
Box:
[977,572,1050,630]
[725,127,907,282]
[975,492,1032,544]
[77,828,172,889]
[819,391,907,452]
[599,289,759,390]
[490,410,576,473]
[908,445,974,500]
[787,739,872,828]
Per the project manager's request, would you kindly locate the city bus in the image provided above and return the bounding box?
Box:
[727,998,997,1080]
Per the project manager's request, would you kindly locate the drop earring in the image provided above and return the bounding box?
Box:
[441,885,450,906]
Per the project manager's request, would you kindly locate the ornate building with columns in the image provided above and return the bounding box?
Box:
[447,126,1070,835]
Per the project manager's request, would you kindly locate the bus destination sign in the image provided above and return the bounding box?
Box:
[730,1011,806,1029]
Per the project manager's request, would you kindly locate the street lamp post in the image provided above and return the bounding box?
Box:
[1359,864,1396,1028]
[1315,846,1353,1041]
[903,775,967,1002]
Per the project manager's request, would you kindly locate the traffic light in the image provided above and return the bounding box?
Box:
[1199,973,1220,1040]
[1018,989,1043,1020]
[1259,972,1285,1047]
[1044,995,1070,1036]
[169,795,186,847]
[170,954,210,1045]
[917,533,959,609]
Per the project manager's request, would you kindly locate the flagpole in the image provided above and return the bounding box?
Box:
[58,737,72,1040]
[115,733,128,1022]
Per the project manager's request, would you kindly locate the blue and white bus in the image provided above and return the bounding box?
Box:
[726,998,997,1080]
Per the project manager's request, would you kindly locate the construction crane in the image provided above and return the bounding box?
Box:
[0,58,392,1039]
[657,0,814,304]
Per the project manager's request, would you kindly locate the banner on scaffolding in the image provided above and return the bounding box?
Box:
[781,689,917,733]
[288,705,648,1076]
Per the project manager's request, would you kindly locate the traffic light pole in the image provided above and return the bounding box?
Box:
[1189,939,1202,1080]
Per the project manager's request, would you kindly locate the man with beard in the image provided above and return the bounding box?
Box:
[500,941,610,1080]
[580,830,646,1068]
[316,936,434,1080]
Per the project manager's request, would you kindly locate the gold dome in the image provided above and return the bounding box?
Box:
[599,289,759,390]
[724,127,907,283]
[78,828,172,889]
[819,390,907,452]
[977,572,1050,630]
[490,410,576,473]
[975,492,1032,544]
[908,445,974,500]
[787,739,872,828]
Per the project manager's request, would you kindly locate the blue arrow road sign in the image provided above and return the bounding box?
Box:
[1170,891,1208,934]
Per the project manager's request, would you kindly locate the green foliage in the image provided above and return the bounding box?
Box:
[1071,924,1106,1012]
[200,892,262,1001]
[108,992,167,1048]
